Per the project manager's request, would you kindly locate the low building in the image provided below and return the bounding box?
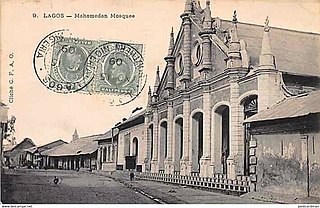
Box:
[95,129,118,171]
[3,138,36,168]
[116,110,147,172]
[95,110,149,173]
[246,90,320,197]
[24,139,67,168]
[45,130,101,171]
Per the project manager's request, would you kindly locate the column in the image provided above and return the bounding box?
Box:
[68,158,70,170]
[180,94,191,175]
[97,147,101,170]
[73,159,76,170]
[111,144,115,162]
[165,101,174,174]
[180,14,191,88]
[151,108,159,173]
[200,86,213,177]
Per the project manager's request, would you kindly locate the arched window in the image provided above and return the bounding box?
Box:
[149,125,154,159]
[191,112,204,173]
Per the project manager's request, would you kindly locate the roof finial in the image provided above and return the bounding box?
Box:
[148,86,152,95]
[264,16,270,32]
[259,16,275,70]
[232,10,237,23]
[154,66,160,93]
[184,0,193,13]
[147,86,152,104]
[167,27,175,56]
[203,0,212,29]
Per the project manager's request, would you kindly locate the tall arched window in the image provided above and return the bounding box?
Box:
[149,125,154,159]
[191,112,204,173]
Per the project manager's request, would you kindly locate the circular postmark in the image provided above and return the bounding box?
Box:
[33,31,146,106]
[33,30,95,93]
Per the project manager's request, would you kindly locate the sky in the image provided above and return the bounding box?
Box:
[1,0,320,146]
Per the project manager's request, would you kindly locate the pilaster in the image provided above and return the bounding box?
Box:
[200,84,213,177]
[228,79,243,179]
[144,115,151,172]
[151,108,159,173]
[180,93,191,175]
[165,101,174,174]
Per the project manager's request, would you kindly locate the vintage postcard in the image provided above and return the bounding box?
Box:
[1,0,320,206]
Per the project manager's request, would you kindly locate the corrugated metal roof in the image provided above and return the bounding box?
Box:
[220,20,320,77]
[121,109,146,125]
[94,128,120,141]
[44,134,103,157]
[245,90,320,123]
[37,139,67,153]
[117,109,145,128]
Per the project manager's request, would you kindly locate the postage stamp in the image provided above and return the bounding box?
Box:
[88,42,144,97]
[33,30,146,105]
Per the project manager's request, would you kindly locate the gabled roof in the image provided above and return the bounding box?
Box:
[9,138,36,152]
[245,90,320,123]
[37,139,67,153]
[44,134,103,157]
[24,146,38,154]
[219,20,320,77]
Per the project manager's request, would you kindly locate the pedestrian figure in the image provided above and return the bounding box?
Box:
[130,172,134,181]
[53,176,59,185]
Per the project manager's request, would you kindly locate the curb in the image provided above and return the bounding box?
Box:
[90,171,167,204]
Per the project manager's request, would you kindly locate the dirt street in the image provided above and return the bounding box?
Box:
[1,169,155,204]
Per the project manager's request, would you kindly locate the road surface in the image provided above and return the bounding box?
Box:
[1,169,155,204]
